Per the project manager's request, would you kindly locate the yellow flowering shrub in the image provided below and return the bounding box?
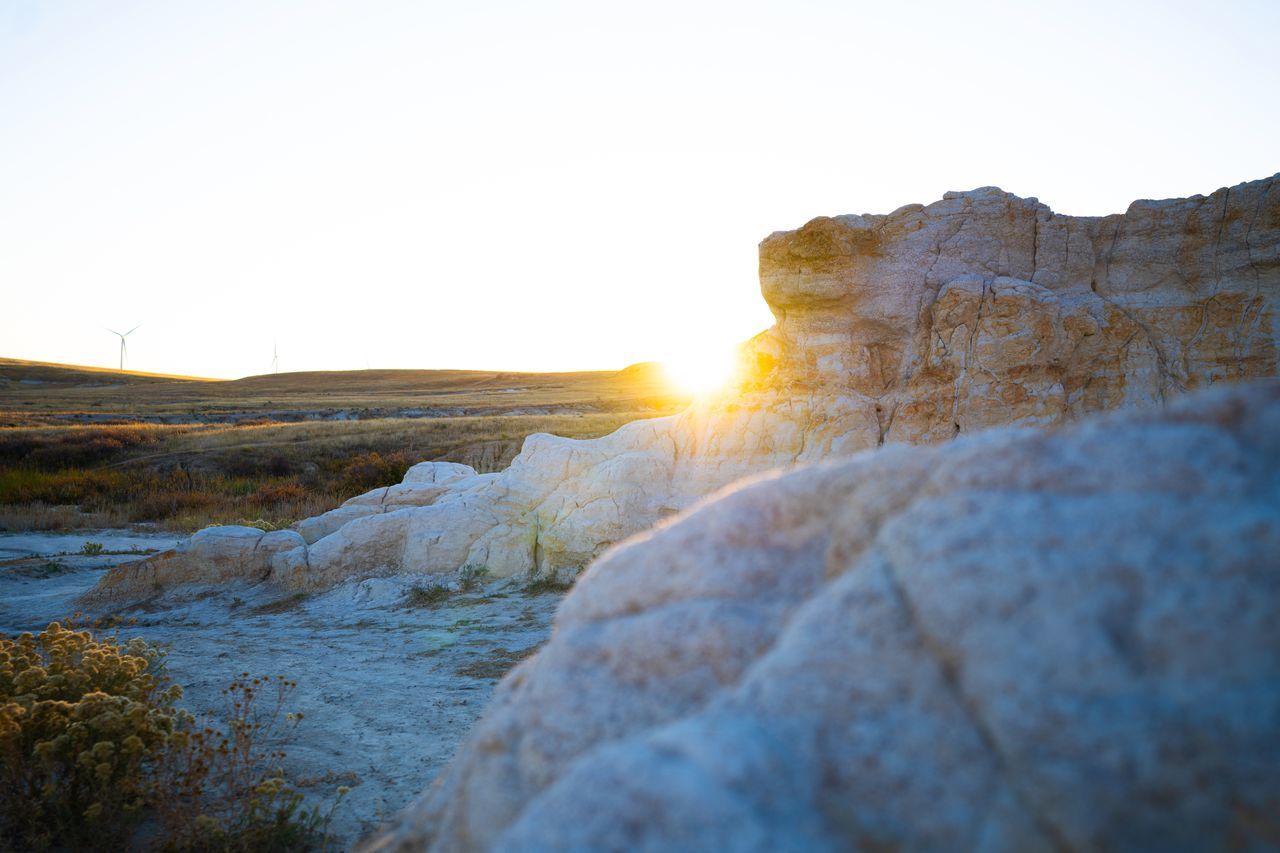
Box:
[0,622,345,851]
[0,620,184,850]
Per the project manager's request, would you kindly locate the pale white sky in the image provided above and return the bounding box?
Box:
[1,0,1277,378]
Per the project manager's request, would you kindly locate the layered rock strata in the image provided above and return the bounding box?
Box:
[368,378,1280,851]
[84,175,1279,603]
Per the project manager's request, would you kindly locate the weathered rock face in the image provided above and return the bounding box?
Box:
[754,179,1278,443]
[367,379,1280,852]
[83,175,1279,604]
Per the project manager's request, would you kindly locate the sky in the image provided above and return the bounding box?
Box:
[1,0,1277,379]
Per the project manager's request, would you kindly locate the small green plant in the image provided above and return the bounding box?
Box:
[18,559,71,579]
[80,540,105,556]
[458,564,490,592]
[404,583,451,608]
[523,571,573,595]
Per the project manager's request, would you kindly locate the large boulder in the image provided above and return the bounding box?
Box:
[85,175,1280,603]
[368,378,1280,851]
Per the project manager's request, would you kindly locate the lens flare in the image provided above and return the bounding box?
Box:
[661,344,739,397]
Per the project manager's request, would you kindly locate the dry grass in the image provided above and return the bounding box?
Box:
[0,504,129,531]
[0,465,340,533]
[523,571,577,595]
[455,645,541,679]
[248,593,311,615]
[0,358,686,532]
[0,413,664,532]
[0,357,684,421]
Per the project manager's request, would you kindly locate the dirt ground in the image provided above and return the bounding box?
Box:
[0,529,562,849]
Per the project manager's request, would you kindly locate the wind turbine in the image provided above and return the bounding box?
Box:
[107,325,141,371]
[272,341,279,374]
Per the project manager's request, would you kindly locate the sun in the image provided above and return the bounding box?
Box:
[661,344,739,397]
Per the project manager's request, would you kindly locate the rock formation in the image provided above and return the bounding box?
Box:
[366,378,1280,851]
[83,175,1279,604]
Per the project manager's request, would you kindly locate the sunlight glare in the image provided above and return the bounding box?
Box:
[661,344,739,397]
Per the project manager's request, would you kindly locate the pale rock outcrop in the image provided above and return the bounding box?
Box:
[84,175,1280,603]
[295,507,381,546]
[368,378,1280,852]
[401,461,477,486]
[85,464,481,603]
[86,526,306,602]
[294,462,481,545]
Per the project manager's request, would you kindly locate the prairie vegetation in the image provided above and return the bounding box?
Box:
[0,359,685,531]
[0,619,343,851]
[0,413,666,532]
[0,357,680,423]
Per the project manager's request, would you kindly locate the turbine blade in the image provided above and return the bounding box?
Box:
[125,324,142,336]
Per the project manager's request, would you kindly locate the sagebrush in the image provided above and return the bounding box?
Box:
[0,620,344,851]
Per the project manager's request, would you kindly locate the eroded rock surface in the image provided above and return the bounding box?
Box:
[295,462,482,545]
[368,378,1280,852]
[84,175,1279,604]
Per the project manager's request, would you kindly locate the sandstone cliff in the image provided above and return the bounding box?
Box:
[83,175,1279,603]
[367,378,1280,851]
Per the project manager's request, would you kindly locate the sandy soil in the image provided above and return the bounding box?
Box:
[0,529,561,848]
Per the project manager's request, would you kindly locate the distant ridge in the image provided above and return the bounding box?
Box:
[0,357,668,386]
[0,356,687,424]
[0,357,218,383]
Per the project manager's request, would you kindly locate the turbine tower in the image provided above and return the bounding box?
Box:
[272,341,279,374]
[107,325,141,371]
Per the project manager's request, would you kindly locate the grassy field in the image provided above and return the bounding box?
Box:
[0,358,687,532]
[0,357,683,423]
